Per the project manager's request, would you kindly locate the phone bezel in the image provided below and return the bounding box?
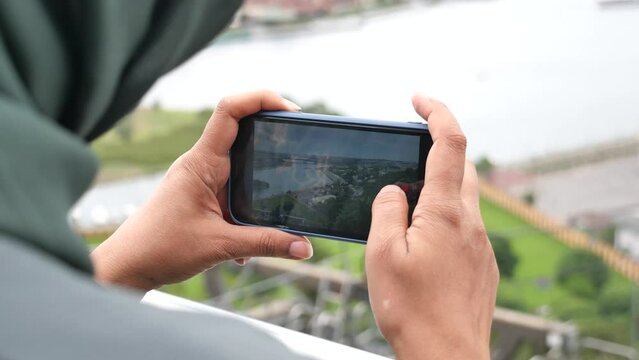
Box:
[229,111,431,244]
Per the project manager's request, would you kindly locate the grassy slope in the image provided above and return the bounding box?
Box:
[482,198,630,306]
[482,199,632,344]
[92,108,211,181]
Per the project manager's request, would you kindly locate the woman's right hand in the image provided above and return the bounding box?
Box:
[365,95,499,359]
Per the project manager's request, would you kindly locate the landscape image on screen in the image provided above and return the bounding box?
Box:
[252,120,422,240]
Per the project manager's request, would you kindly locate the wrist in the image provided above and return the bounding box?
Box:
[389,324,490,360]
[91,238,157,292]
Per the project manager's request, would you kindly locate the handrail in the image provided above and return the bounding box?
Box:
[142,290,390,360]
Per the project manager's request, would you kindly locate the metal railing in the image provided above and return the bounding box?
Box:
[141,290,390,360]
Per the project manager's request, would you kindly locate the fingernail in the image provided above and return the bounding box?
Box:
[379,185,404,194]
[289,241,313,259]
[283,98,302,111]
[235,258,248,266]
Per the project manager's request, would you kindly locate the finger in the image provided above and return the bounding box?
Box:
[412,94,467,199]
[461,160,481,218]
[368,185,409,255]
[221,224,313,260]
[198,90,301,157]
[234,257,250,266]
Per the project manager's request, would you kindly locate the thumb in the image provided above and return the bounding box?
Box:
[221,224,313,260]
[368,185,409,254]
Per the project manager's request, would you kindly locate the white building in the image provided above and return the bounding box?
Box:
[492,136,639,259]
[615,212,639,259]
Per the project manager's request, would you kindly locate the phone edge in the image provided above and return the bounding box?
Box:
[227,208,368,244]
[257,111,429,133]
[228,111,430,245]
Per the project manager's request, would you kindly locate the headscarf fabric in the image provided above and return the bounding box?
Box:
[0,0,242,272]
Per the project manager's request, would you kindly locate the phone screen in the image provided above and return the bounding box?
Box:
[230,116,430,242]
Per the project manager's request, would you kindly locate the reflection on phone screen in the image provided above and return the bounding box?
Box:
[251,120,423,240]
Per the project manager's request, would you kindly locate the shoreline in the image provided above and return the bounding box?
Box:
[214,2,417,45]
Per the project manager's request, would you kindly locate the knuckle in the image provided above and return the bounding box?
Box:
[471,226,492,253]
[220,247,237,262]
[472,223,488,242]
[422,177,455,194]
[367,233,396,263]
[485,248,501,282]
[493,260,501,282]
[444,134,467,154]
[215,96,232,114]
[216,232,239,259]
[427,201,463,228]
[212,241,237,261]
[410,208,430,227]
[261,89,279,98]
[432,99,449,111]
[257,230,277,257]
[368,225,406,262]
[373,191,403,209]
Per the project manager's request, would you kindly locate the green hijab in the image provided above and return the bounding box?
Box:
[0,0,241,273]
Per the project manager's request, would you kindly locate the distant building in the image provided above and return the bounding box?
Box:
[489,169,532,192]
[494,136,639,223]
[238,0,363,24]
[491,136,639,258]
[615,212,639,259]
[599,0,639,10]
[311,194,337,205]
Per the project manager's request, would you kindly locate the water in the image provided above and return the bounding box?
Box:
[141,0,639,163]
[71,173,164,230]
[253,164,337,199]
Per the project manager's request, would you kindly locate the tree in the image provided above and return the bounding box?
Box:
[523,191,535,205]
[488,233,519,279]
[282,197,294,213]
[334,199,369,234]
[270,206,281,224]
[556,250,609,298]
[598,287,631,316]
[598,224,616,246]
[113,116,135,143]
[475,156,495,178]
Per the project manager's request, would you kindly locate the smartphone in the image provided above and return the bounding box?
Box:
[229,111,432,243]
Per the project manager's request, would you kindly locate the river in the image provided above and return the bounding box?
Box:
[140,0,639,164]
[253,164,338,199]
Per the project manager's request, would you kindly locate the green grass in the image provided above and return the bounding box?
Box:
[481,198,634,344]
[92,108,211,181]
[161,274,210,302]
[308,237,365,276]
[482,198,631,309]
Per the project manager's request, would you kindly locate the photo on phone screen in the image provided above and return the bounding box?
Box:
[230,114,431,242]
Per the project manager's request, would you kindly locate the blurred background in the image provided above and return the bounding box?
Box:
[74,0,639,359]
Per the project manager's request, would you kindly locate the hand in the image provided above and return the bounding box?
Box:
[91,91,313,291]
[365,95,498,359]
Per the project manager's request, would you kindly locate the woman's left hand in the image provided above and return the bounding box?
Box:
[91,90,313,291]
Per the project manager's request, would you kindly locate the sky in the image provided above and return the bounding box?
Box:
[254,120,421,162]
